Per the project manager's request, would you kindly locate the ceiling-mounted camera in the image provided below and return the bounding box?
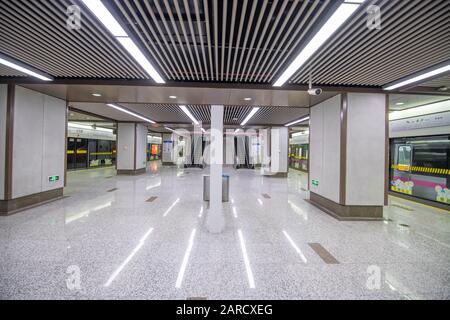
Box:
[308,73,322,96]
[308,88,323,96]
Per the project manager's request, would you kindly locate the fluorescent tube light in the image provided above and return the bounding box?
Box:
[201,128,206,133]
[95,126,114,133]
[68,123,92,130]
[0,56,53,81]
[165,127,175,132]
[81,0,127,37]
[285,116,310,127]
[241,107,260,126]
[68,122,113,133]
[273,2,362,87]
[179,105,199,125]
[116,37,165,84]
[106,104,156,123]
[81,0,165,84]
[384,63,450,91]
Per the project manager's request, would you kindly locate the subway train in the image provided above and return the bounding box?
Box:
[390,135,450,205]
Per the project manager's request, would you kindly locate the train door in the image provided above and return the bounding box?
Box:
[67,138,76,170]
[75,138,88,169]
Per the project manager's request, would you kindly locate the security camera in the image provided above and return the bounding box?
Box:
[308,88,322,96]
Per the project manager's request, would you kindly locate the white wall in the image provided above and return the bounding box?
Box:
[346,93,386,206]
[309,95,341,203]
[12,86,65,198]
[41,95,66,192]
[135,124,147,170]
[0,85,7,200]
[117,123,135,170]
[271,127,288,173]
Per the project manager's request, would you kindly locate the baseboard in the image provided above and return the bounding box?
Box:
[307,192,383,221]
[0,188,64,215]
[117,168,146,175]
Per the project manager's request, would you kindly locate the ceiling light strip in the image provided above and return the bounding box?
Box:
[273,1,364,87]
[81,0,165,84]
[0,54,53,81]
[285,116,310,127]
[241,107,260,126]
[106,104,156,124]
[179,105,199,125]
[383,62,450,91]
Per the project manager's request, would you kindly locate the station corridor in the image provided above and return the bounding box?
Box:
[1,163,449,300]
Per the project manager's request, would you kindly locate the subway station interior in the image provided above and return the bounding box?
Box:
[0,0,449,301]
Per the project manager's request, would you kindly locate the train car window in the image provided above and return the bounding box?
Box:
[397,145,412,166]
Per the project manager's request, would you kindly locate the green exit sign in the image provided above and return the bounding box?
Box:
[48,175,59,182]
[312,179,319,187]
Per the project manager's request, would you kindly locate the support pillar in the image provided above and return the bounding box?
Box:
[116,123,147,175]
[205,105,225,233]
[0,85,66,215]
[309,93,387,220]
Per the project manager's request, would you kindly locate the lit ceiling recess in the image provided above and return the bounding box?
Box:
[273,0,365,87]
[285,116,310,127]
[0,53,53,81]
[241,107,260,126]
[81,0,165,84]
[106,103,156,124]
[383,61,450,91]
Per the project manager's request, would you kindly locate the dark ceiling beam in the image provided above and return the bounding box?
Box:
[0,77,386,93]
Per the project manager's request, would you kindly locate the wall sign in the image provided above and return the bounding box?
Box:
[48,175,60,182]
[390,111,450,132]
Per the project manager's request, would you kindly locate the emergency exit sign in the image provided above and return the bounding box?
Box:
[312,179,319,187]
[48,175,59,182]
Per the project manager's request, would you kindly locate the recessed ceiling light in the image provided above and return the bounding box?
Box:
[395,102,405,106]
[244,97,252,101]
[169,95,177,99]
[92,93,102,97]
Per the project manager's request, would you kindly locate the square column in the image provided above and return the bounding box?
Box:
[0,85,66,215]
[205,105,225,233]
[309,93,387,220]
[116,123,147,175]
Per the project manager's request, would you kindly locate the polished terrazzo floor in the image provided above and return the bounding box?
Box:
[1,162,449,300]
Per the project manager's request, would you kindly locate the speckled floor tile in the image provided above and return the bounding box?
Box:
[0,163,449,300]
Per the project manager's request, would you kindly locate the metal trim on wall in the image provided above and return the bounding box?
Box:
[339,93,348,205]
[4,84,15,200]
